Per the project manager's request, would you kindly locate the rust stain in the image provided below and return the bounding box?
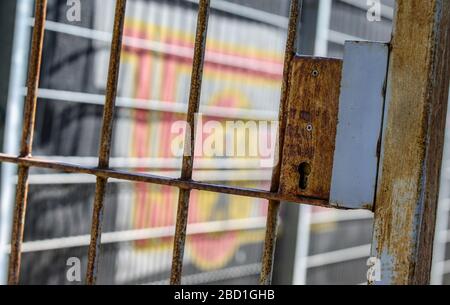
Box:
[279,56,342,201]
[372,0,450,284]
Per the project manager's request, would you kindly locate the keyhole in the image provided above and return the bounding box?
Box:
[298,162,311,190]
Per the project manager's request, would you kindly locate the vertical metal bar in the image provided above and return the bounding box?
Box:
[86,0,127,285]
[314,0,332,57]
[0,0,34,285]
[292,205,311,284]
[7,0,47,285]
[260,0,302,285]
[370,0,450,285]
[170,0,210,285]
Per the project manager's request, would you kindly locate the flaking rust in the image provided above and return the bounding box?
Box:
[278,56,342,202]
[370,0,450,284]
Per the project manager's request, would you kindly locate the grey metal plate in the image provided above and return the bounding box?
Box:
[330,41,389,209]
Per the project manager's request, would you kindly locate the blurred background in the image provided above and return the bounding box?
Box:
[0,0,448,285]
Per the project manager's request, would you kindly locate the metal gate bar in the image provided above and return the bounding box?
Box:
[7,0,47,285]
[0,154,330,207]
[1,0,336,285]
[170,0,210,285]
[2,0,447,286]
[86,0,127,285]
[260,0,301,285]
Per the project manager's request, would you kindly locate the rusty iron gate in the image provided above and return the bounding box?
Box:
[0,0,450,285]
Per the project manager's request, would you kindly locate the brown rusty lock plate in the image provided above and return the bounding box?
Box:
[278,56,342,203]
[278,42,389,209]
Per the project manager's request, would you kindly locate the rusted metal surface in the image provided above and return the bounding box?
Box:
[0,153,339,208]
[7,0,47,285]
[370,0,450,285]
[86,0,127,285]
[279,56,342,201]
[5,0,446,288]
[170,0,210,285]
[260,0,302,285]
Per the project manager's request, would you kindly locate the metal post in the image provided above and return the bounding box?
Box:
[370,0,450,285]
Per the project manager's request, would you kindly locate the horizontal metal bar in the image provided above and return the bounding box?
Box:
[327,29,365,45]
[440,198,450,211]
[1,217,266,253]
[30,19,283,77]
[306,244,371,268]
[146,263,262,286]
[310,210,373,225]
[21,170,272,185]
[29,88,278,121]
[185,0,289,28]
[435,229,450,244]
[0,153,337,208]
[431,259,450,277]
[442,260,450,275]
[31,155,277,171]
[36,17,356,58]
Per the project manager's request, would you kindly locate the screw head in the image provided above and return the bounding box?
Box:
[306,124,313,132]
[311,69,319,77]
